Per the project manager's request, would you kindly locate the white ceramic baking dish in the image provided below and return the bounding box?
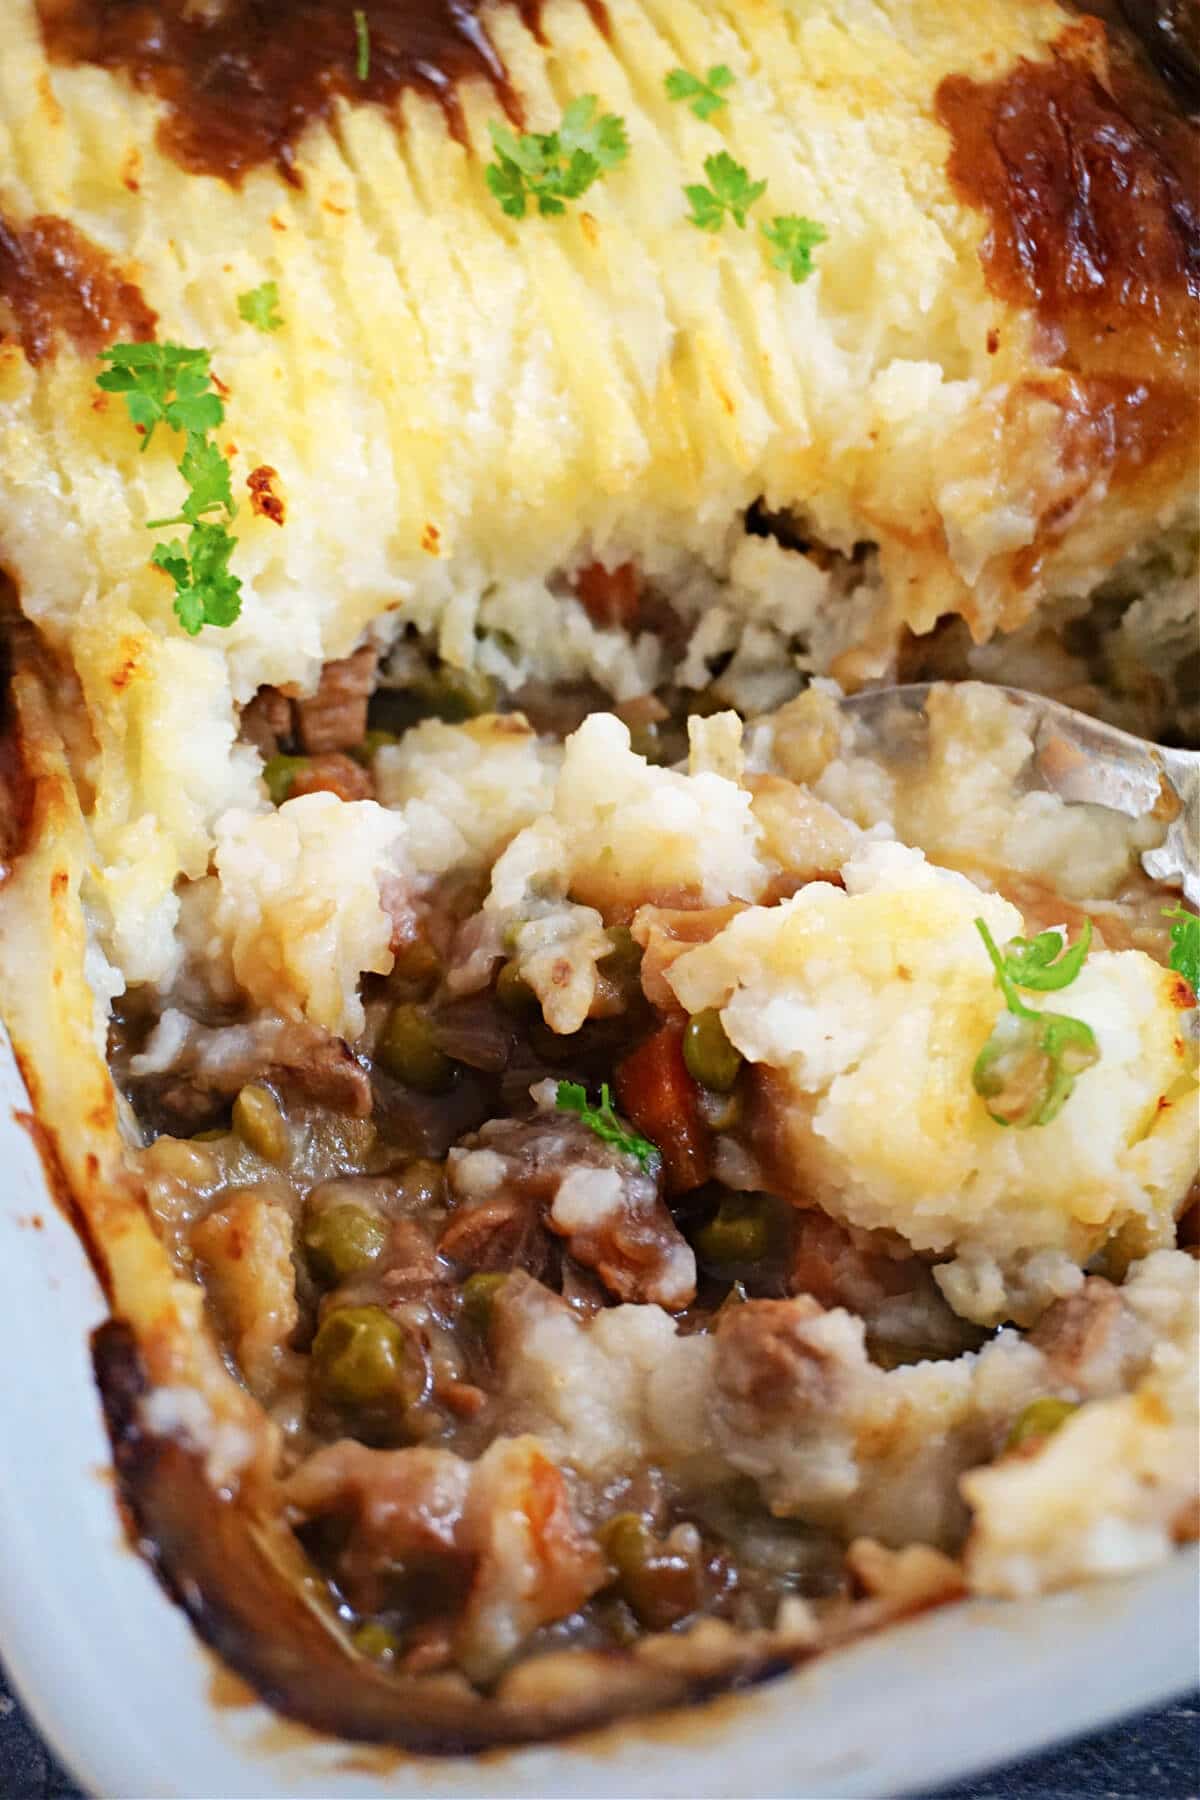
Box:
[1,1028,1195,1800]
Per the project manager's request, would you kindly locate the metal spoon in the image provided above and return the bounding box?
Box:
[838,682,1200,907]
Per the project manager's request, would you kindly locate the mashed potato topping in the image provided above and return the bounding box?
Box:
[1,0,1194,998]
[373,714,560,879]
[487,712,768,914]
[964,1251,1200,1593]
[666,839,1196,1324]
[186,793,409,1037]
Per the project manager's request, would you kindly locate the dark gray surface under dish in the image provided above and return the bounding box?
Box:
[2,1654,1196,1800]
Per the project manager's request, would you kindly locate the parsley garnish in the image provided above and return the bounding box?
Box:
[684,151,767,232]
[237,280,283,334]
[555,1080,659,1171]
[145,434,234,529]
[486,96,629,219]
[96,343,222,454]
[972,918,1099,1128]
[761,214,827,284]
[1164,903,1200,992]
[990,921,1095,993]
[354,9,370,81]
[664,64,734,121]
[151,522,242,637]
[97,341,244,636]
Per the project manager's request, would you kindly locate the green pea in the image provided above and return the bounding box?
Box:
[599,924,643,999]
[351,729,400,767]
[376,1003,453,1092]
[1006,1396,1079,1451]
[601,1512,650,1578]
[682,1008,742,1093]
[495,958,538,1014]
[973,1010,1098,1130]
[392,1157,446,1210]
[421,665,498,723]
[310,1305,407,1411]
[232,1084,288,1162]
[699,1085,743,1133]
[262,752,310,806]
[599,1513,701,1631]
[352,1620,401,1661]
[461,1270,508,1334]
[694,1196,770,1266]
[390,935,442,990]
[303,1204,388,1284]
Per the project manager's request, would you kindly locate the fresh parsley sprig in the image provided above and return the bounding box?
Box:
[96,343,223,454]
[480,83,829,283]
[237,280,283,334]
[1164,903,1200,992]
[664,63,734,120]
[486,97,629,220]
[972,918,1099,1128]
[97,341,244,636]
[761,213,827,284]
[992,922,1095,993]
[145,434,235,529]
[151,522,242,637]
[683,162,826,283]
[684,151,766,231]
[555,1079,660,1171]
[1163,902,1200,990]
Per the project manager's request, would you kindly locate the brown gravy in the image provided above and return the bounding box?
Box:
[36,0,607,186]
[0,211,156,366]
[937,18,1199,527]
[936,22,1199,347]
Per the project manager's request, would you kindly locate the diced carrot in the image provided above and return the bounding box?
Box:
[288,752,373,802]
[615,1021,709,1193]
[573,560,642,630]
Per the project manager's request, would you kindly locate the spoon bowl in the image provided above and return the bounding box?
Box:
[838,682,1200,907]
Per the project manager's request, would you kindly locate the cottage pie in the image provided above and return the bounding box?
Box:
[0,0,1196,1750]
